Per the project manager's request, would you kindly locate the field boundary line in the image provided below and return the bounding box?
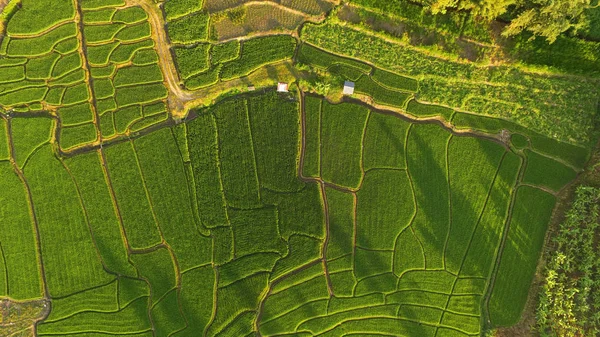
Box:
[441,134,453,271]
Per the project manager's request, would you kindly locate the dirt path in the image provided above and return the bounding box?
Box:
[127,0,195,115]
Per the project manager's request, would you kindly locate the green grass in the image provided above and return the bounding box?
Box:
[167,11,209,44]
[81,0,126,10]
[451,112,591,169]
[178,265,215,334]
[130,248,176,304]
[325,188,354,261]
[362,111,410,170]
[354,75,413,108]
[320,101,369,189]
[297,43,372,73]
[83,8,116,23]
[302,95,321,178]
[522,150,577,192]
[64,151,136,277]
[173,43,210,79]
[38,297,150,335]
[104,141,162,249]
[112,6,148,24]
[444,137,506,274]
[212,226,234,265]
[184,64,220,89]
[93,78,115,99]
[84,23,125,44]
[220,252,279,287]
[87,41,119,66]
[406,123,451,269]
[247,91,303,192]
[151,290,186,336]
[489,186,556,327]
[24,145,112,298]
[113,64,163,87]
[6,0,74,35]
[261,273,329,323]
[393,228,425,277]
[132,49,159,66]
[354,248,393,279]
[114,83,167,106]
[116,105,146,129]
[406,99,454,120]
[260,300,328,335]
[25,53,60,80]
[356,169,414,250]
[210,40,240,64]
[511,133,529,149]
[62,82,90,105]
[44,280,117,321]
[299,304,400,335]
[220,35,296,80]
[10,117,53,168]
[134,128,212,271]
[58,102,94,126]
[371,68,418,92]
[115,22,152,42]
[186,112,229,228]
[0,120,8,160]
[271,235,321,280]
[59,122,97,150]
[212,99,261,209]
[229,207,286,256]
[7,23,77,57]
[0,162,42,300]
[261,183,325,239]
[206,273,268,335]
[163,0,203,21]
[109,39,154,64]
[460,152,521,278]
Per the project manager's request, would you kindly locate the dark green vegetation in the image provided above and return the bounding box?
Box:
[1,0,598,335]
[537,187,600,336]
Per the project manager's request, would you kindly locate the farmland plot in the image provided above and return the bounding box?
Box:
[0,0,590,334]
[0,84,579,336]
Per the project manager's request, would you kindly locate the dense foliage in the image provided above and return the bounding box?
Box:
[537,186,600,336]
[355,0,595,43]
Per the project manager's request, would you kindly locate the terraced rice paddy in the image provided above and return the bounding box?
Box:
[0,0,597,336]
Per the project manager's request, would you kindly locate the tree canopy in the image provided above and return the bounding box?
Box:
[426,0,593,43]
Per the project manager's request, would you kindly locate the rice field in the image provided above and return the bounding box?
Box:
[0,0,593,336]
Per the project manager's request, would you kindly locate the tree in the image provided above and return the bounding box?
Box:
[426,0,592,43]
[503,0,592,43]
